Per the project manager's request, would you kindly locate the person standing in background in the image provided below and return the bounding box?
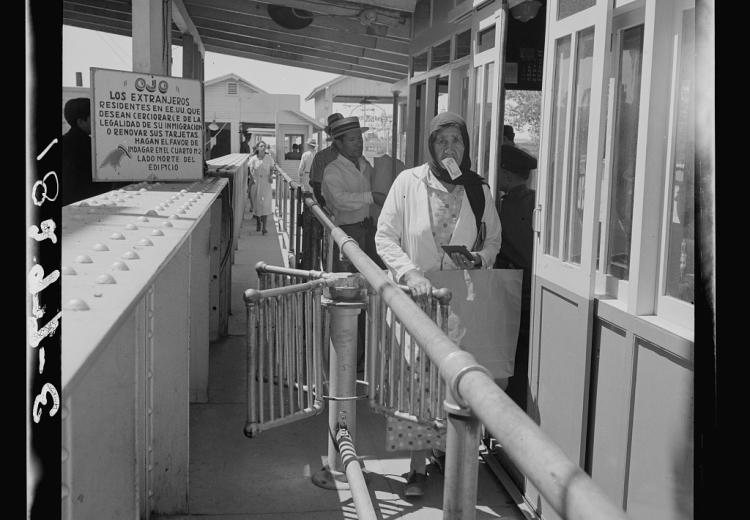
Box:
[310,113,344,208]
[248,141,276,235]
[298,139,316,192]
[240,130,252,153]
[62,97,125,205]
[494,143,537,410]
[503,124,516,145]
[321,116,385,271]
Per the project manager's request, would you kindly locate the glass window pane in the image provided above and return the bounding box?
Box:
[412,52,428,77]
[477,25,496,54]
[435,76,449,114]
[544,36,571,256]
[431,40,451,69]
[455,29,471,60]
[564,28,595,264]
[605,25,645,280]
[414,82,424,164]
[665,9,695,303]
[557,0,596,20]
[482,62,495,178]
[460,70,470,119]
[472,65,483,171]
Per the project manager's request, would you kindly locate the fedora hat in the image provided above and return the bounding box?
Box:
[324,113,344,135]
[501,144,537,176]
[328,116,369,140]
[307,139,317,148]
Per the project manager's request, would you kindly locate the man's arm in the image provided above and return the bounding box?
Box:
[321,162,374,212]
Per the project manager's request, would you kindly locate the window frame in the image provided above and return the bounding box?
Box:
[594,10,645,306]
[655,0,695,331]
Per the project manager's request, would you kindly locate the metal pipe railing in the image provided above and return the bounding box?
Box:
[274,166,313,269]
[300,193,629,520]
[336,427,377,520]
[243,279,328,438]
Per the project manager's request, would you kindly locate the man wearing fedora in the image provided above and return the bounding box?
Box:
[494,143,538,411]
[309,112,344,207]
[321,115,386,272]
[297,138,317,192]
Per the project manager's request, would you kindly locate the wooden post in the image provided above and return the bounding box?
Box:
[132,0,172,75]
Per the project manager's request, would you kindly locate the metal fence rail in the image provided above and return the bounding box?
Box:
[366,288,450,427]
[243,278,328,438]
[254,261,452,430]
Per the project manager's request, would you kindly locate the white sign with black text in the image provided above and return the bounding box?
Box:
[91,68,204,181]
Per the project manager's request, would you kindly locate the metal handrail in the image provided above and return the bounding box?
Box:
[299,193,629,520]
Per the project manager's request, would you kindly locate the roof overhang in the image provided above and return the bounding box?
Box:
[63,0,413,84]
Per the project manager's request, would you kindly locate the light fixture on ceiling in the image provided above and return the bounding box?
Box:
[208,121,219,132]
[358,8,377,26]
[508,0,542,22]
[267,5,314,30]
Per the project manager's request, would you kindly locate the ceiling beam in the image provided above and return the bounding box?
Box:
[340,0,418,13]
[63,10,132,35]
[172,0,205,56]
[198,26,406,76]
[184,3,408,62]
[249,0,412,38]
[199,33,405,81]
[184,0,410,48]
[201,42,401,84]
[62,12,405,81]
[65,1,131,24]
[189,14,408,69]
[63,17,132,40]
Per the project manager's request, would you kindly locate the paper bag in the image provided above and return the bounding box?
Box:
[426,269,523,379]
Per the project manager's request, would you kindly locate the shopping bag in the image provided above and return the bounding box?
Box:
[426,269,523,380]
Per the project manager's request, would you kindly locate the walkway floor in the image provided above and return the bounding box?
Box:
[156,206,528,519]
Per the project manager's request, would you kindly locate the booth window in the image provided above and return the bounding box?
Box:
[459,68,470,119]
[476,25,496,54]
[431,40,451,69]
[557,0,596,21]
[604,24,644,281]
[412,51,429,77]
[663,9,695,305]
[455,29,471,60]
[284,134,304,159]
[435,76,449,114]
[471,65,483,171]
[564,28,595,265]
[414,82,425,164]
[481,62,495,178]
[544,35,571,256]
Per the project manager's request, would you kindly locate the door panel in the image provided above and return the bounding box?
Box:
[626,342,693,519]
[526,0,614,517]
[587,318,633,509]
[526,281,593,520]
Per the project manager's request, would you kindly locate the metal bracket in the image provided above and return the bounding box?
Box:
[450,363,493,410]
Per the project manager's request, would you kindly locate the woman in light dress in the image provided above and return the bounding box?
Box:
[248,141,276,234]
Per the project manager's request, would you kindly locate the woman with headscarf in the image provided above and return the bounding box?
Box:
[375,112,502,496]
[248,140,276,234]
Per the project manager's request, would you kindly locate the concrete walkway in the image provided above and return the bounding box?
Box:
[157,205,528,519]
